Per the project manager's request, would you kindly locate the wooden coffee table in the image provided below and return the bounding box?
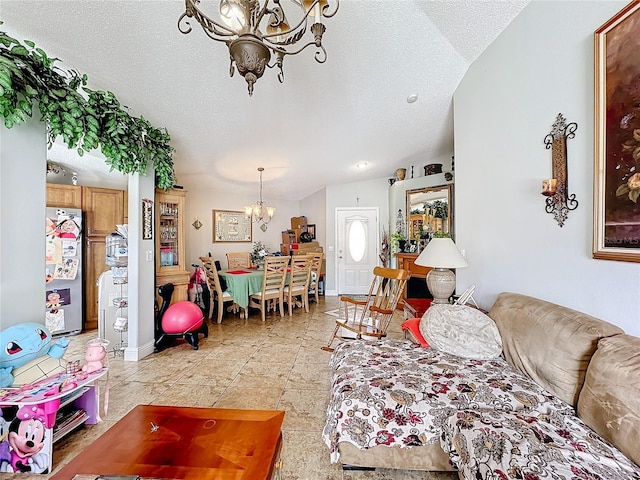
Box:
[51,405,285,480]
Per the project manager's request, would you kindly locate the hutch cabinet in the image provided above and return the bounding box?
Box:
[155,188,189,304]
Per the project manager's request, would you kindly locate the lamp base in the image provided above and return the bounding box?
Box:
[426,268,455,304]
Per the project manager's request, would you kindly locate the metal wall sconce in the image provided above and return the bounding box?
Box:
[192,219,203,230]
[542,113,578,227]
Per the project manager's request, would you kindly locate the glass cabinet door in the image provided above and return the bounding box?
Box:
[158,200,180,267]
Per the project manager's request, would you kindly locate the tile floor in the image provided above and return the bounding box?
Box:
[9,296,458,480]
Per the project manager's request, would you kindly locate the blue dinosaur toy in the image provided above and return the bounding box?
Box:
[0,323,69,388]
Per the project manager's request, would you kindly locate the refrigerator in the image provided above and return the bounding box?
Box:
[45,207,83,335]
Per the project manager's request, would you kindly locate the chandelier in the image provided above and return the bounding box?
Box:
[178,0,339,96]
[245,167,276,231]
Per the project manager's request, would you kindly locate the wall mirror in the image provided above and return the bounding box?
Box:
[406,184,454,240]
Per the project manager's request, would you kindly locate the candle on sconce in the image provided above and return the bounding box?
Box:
[541,178,558,196]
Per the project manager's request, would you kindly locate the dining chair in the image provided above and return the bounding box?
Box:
[307,252,324,303]
[322,266,411,352]
[200,256,236,324]
[248,256,289,322]
[283,255,312,316]
[226,252,251,269]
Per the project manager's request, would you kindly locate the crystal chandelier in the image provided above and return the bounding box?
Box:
[245,167,276,231]
[178,0,339,96]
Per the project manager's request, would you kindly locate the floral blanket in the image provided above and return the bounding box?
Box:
[322,340,573,463]
[441,407,640,479]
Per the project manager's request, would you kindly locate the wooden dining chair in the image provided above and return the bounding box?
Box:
[322,266,411,352]
[249,256,289,322]
[226,252,251,269]
[283,255,312,316]
[307,252,324,304]
[200,256,236,324]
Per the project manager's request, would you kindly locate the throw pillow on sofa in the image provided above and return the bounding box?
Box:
[420,304,502,359]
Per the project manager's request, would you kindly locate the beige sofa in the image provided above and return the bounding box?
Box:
[323,292,640,477]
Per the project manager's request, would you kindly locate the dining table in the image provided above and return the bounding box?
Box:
[218,268,265,313]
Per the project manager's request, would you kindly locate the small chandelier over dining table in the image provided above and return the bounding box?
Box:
[178,0,339,96]
[245,167,276,232]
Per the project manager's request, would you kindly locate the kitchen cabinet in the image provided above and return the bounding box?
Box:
[46,184,82,209]
[82,187,125,330]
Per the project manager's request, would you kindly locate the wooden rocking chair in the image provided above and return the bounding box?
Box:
[322,266,411,352]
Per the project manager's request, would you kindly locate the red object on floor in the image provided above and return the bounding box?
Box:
[401,318,430,348]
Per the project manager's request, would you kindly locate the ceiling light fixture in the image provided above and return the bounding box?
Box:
[178,0,339,96]
[245,167,276,232]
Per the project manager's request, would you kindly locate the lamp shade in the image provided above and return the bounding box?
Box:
[415,238,468,269]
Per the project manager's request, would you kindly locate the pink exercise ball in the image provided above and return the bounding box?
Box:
[162,301,204,334]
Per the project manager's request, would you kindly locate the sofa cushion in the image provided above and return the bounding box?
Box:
[441,406,640,478]
[489,292,624,407]
[420,304,502,359]
[577,334,640,467]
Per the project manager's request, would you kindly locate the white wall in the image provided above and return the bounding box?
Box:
[0,117,47,328]
[124,169,156,361]
[182,183,302,268]
[300,187,327,248]
[325,177,390,293]
[454,0,640,336]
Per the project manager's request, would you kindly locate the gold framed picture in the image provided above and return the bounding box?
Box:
[212,210,252,243]
[594,2,640,262]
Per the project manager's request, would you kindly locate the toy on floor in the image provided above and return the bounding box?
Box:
[82,338,109,373]
[0,323,69,388]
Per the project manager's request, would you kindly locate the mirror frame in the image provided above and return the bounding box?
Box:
[405,184,454,240]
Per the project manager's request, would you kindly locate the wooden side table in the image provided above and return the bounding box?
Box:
[403,298,432,319]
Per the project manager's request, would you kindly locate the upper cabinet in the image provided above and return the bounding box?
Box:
[46,184,82,209]
[82,187,125,237]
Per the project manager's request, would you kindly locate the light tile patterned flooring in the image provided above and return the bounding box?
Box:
[10,296,458,480]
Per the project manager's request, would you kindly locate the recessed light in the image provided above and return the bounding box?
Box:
[356,162,368,169]
[407,94,418,103]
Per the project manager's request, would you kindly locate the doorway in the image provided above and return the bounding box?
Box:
[335,208,379,295]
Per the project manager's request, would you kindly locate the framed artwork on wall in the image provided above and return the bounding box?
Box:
[307,224,316,240]
[212,210,252,243]
[594,2,640,262]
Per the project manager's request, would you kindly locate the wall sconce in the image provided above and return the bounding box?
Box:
[192,219,203,230]
[542,113,578,227]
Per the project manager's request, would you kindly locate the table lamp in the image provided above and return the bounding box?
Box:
[414,237,468,304]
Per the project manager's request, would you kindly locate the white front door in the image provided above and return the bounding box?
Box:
[336,208,379,295]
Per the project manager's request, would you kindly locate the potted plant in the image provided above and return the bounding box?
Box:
[250,241,270,268]
[391,231,407,253]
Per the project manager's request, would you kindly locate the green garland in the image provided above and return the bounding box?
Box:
[0,26,176,189]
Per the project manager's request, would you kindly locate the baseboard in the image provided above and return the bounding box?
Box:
[123,339,155,361]
[342,465,375,471]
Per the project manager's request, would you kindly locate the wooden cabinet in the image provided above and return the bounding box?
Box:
[396,253,432,309]
[155,188,189,304]
[82,187,125,330]
[46,184,82,208]
[83,187,125,237]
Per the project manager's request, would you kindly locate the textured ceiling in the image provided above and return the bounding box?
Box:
[1,0,529,199]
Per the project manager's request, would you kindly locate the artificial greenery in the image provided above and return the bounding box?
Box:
[0,26,176,189]
[432,230,450,238]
